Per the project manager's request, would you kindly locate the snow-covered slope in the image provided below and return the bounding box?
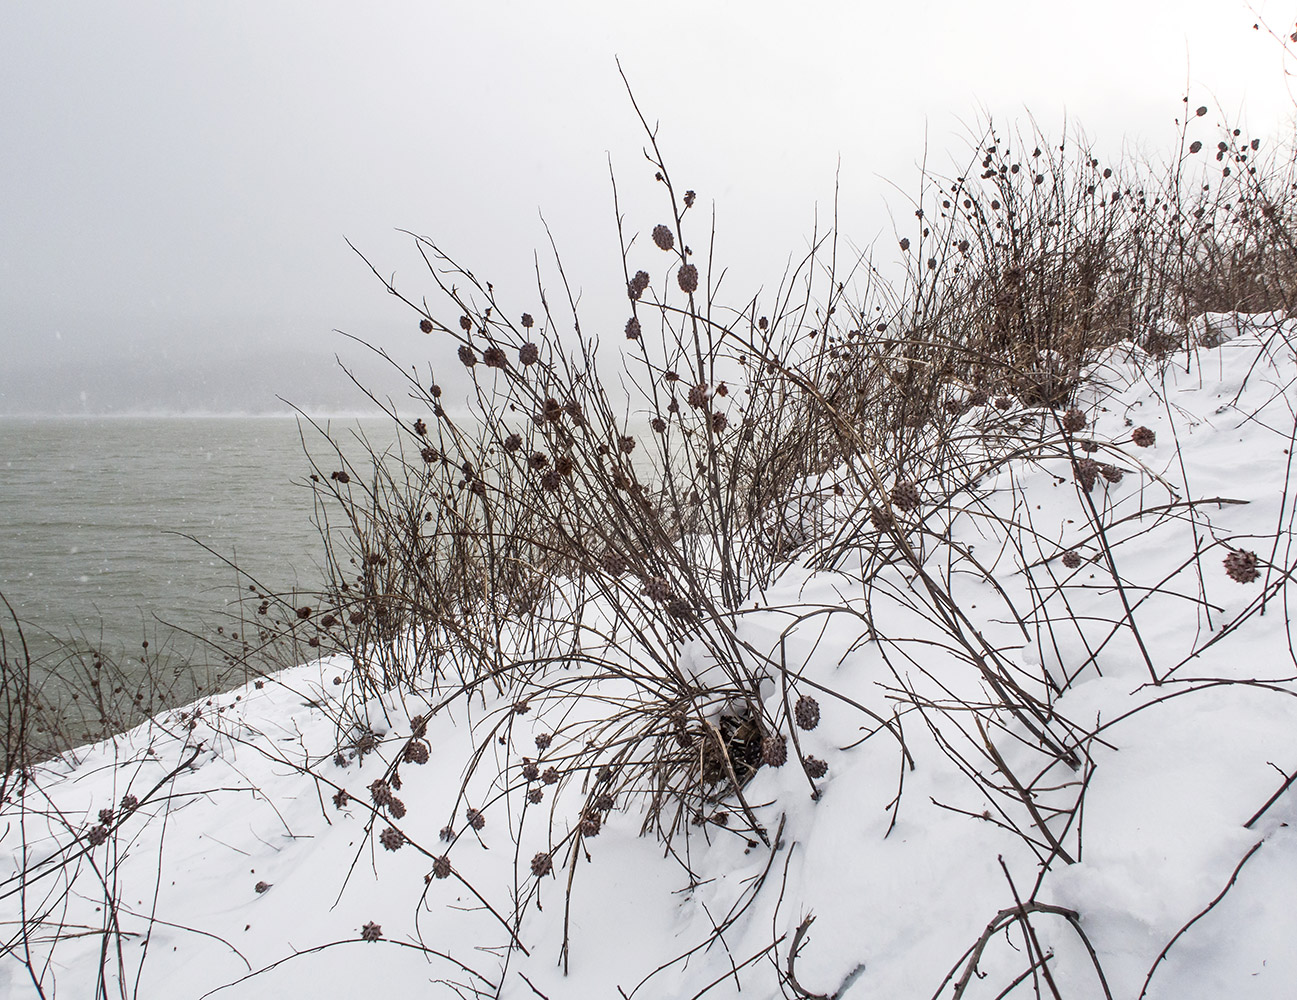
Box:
[4,314,1297,999]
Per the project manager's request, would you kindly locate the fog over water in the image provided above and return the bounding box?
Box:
[2,2,1292,418]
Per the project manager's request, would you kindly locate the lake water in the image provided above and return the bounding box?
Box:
[0,416,398,744]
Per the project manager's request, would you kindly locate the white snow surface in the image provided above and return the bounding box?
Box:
[4,312,1297,998]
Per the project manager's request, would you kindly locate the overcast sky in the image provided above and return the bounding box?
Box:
[2,0,1294,414]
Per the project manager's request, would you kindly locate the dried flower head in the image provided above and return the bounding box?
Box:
[540,469,562,492]
[404,739,430,765]
[439,825,455,842]
[483,346,508,369]
[1224,549,1260,583]
[522,760,539,782]
[1061,550,1082,569]
[86,825,109,847]
[869,505,893,531]
[600,550,627,576]
[1100,463,1123,484]
[98,807,114,825]
[527,788,544,804]
[711,412,728,433]
[594,792,615,812]
[388,797,406,819]
[519,342,539,365]
[369,779,392,807]
[380,826,405,851]
[419,318,434,334]
[579,812,602,837]
[1073,457,1099,493]
[1131,426,1156,447]
[413,418,428,437]
[535,732,553,750]
[120,794,139,813]
[504,433,523,453]
[542,767,559,785]
[804,756,828,779]
[629,270,650,300]
[652,224,675,251]
[794,695,820,731]
[687,383,709,409]
[433,855,452,879]
[677,263,699,293]
[642,577,672,602]
[361,921,382,942]
[651,417,666,433]
[531,852,553,877]
[619,435,636,454]
[890,480,920,512]
[625,316,641,340]
[521,312,534,328]
[1062,408,1087,433]
[255,880,271,893]
[528,451,549,471]
[458,344,477,367]
[466,808,485,830]
[459,315,472,332]
[761,734,788,768]
[684,189,696,208]
[333,788,350,809]
[421,446,438,464]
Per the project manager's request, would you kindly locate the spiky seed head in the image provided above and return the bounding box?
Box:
[380,826,405,851]
[528,451,549,471]
[677,263,699,293]
[642,577,672,602]
[1062,408,1087,433]
[628,270,650,300]
[519,342,539,365]
[369,779,392,807]
[593,792,615,812]
[579,812,601,837]
[1224,549,1260,583]
[388,797,406,819]
[458,344,477,367]
[540,469,561,491]
[600,550,626,576]
[504,433,523,453]
[531,852,553,877]
[483,346,508,369]
[521,312,534,328]
[535,732,552,750]
[869,505,893,531]
[439,825,455,842]
[1073,457,1099,493]
[890,480,920,512]
[805,756,828,779]
[711,412,728,433]
[120,794,139,813]
[1131,426,1156,447]
[625,316,641,340]
[404,739,430,765]
[527,788,544,804]
[1061,550,1082,569]
[86,825,109,847]
[687,383,709,409]
[419,318,434,333]
[465,808,485,830]
[794,695,820,731]
[421,446,437,464]
[652,224,675,251]
[1100,464,1123,484]
[522,760,539,781]
[98,807,114,825]
[333,788,350,809]
[542,767,559,785]
[619,435,636,454]
[684,190,696,207]
[651,417,666,433]
[761,734,788,768]
[459,315,472,332]
[433,855,452,879]
[361,921,382,942]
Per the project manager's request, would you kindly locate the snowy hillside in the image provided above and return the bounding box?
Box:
[4,312,1296,999]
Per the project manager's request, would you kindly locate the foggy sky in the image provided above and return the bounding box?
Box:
[2,1,1293,415]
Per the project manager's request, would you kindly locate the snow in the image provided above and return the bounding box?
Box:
[4,313,1297,998]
